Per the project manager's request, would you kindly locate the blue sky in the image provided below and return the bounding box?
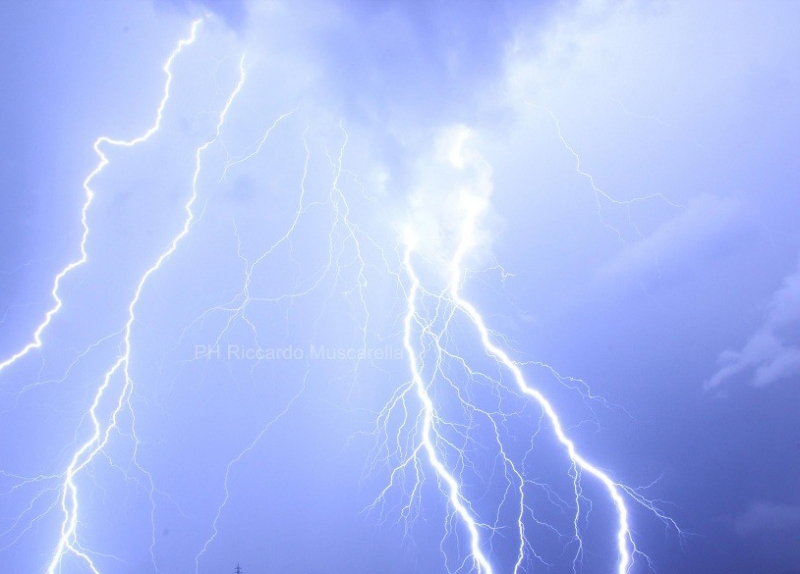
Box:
[1,1,800,573]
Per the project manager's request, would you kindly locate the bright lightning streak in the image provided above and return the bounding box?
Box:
[0,19,202,376]
[402,232,494,574]
[442,197,638,573]
[44,42,249,574]
[384,131,681,574]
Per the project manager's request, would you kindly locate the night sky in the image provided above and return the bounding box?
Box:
[1,1,800,573]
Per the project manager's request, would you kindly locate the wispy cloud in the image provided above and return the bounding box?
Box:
[706,260,800,389]
[596,194,745,287]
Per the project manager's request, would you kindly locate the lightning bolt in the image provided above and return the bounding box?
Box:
[41,29,249,574]
[0,19,202,376]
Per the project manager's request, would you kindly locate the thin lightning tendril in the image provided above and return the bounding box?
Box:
[526,103,685,246]
[192,122,389,568]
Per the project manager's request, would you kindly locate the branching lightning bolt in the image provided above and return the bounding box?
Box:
[0,14,685,574]
[373,133,682,574]
[401,232,494,574]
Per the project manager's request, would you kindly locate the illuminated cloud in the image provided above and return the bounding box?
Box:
[405,125,494,264]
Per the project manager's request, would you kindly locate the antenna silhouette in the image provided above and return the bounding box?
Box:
[234,563,243,574]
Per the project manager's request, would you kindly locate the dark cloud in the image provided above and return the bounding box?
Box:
[309,0,557,125]
[155,0,248,30]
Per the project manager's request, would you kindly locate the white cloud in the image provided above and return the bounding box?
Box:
[706,260,800,389]
[405,125,495,267]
